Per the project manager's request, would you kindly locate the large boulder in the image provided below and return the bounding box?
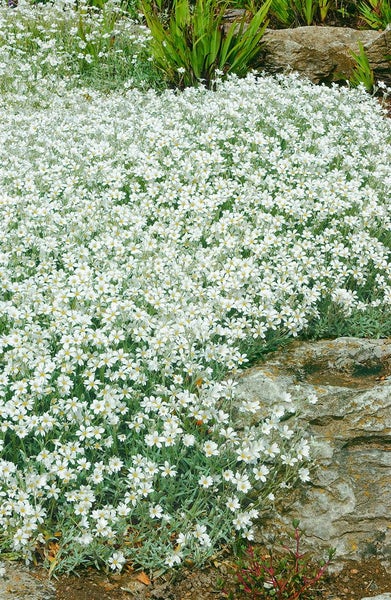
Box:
[235,338,391,564]
[260,26,390,83]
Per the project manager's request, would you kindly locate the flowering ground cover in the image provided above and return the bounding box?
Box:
[0,0,390,576]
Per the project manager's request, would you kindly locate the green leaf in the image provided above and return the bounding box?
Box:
[350,42,375,92]
[140,0,271,88]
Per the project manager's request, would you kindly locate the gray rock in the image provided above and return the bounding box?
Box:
[0,562,55,600]
[365,25,391,84]
[235,338,391,563]
[260,26,390,83]
[361,595,391,600]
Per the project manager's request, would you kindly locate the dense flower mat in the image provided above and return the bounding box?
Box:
[0,23,390,571]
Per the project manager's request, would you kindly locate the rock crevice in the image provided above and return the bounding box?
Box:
[235,338,391,565]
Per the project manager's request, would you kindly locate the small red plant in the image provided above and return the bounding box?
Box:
[234,520,335,599]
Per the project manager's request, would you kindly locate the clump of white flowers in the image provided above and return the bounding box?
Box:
[0,1,390,574]
[0,0,154,98]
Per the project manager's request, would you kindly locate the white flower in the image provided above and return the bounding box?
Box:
[203,440,219,457]
[149,504,163,519]
[281,392,293,403]
[281,454,298,466]
[165,551,182,567]
[236,445,259,463]
[252,465,269,482]
[219,427,238,441]
[145,430,164,448]
[280,425,294,439]
[232,512,251,530]
[240,399,261,413]
[160,461,177,478]
[198,475,214,488]
[226,496,240,512]
[77,532,93,545]
[297,441,311,460]
[223,469,234,482]
[264,443,280,458]
[242,528,255,541]
[182,434,196,447]
[108,551,126,571]
[193,523,210,545]
[298,467,311,482]
[233,472,252,494]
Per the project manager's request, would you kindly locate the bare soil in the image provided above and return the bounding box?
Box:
[52,557,391,599]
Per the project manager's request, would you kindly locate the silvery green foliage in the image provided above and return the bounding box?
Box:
[0,2,390,572]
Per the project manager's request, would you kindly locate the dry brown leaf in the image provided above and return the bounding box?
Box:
[48,541,60,559]
[135,571,151,586]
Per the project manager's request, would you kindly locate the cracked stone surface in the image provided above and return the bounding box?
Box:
[235,338,391,564]
[0,562,55,600]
